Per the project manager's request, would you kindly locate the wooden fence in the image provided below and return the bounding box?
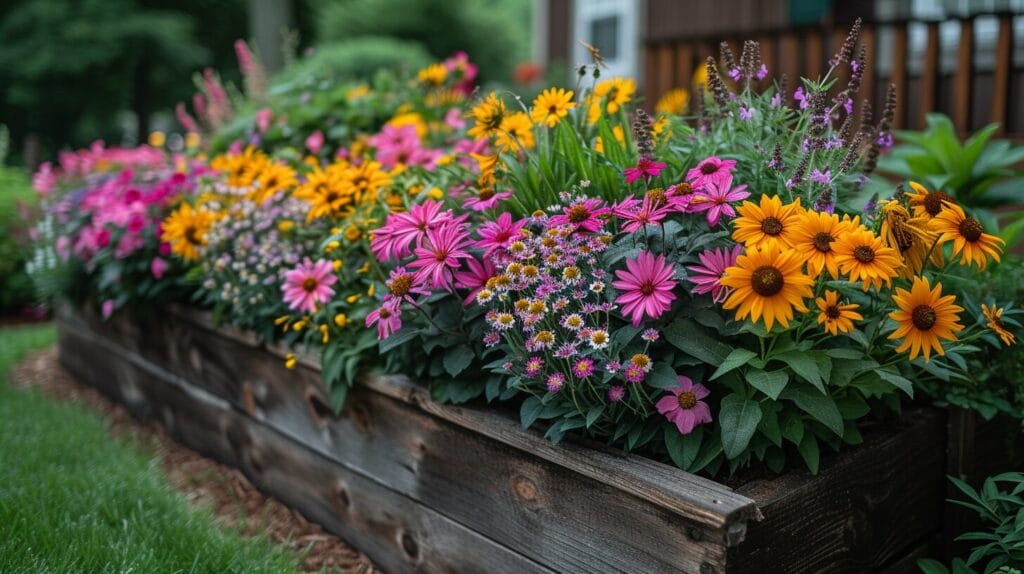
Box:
[643,12,1022,138]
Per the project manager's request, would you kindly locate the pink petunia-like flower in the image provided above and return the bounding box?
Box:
[657,376,713,435]
[687,245,741,304]
[624,157,667,184]
[409,223,473,291]
[549,198,611,233]
[688,175,750,227]
[686,156,737,191]
[612,251,678,326]
[366,299,402,339]
[454,256,496,305]
[474,212,527,256]
[282,258,338,313]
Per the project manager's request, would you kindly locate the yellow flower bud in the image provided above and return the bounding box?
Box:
[148,131,166,148]
[285,353,297,369]
[334,313,348,328]
[278,220,295,232]
[185,132,201,149]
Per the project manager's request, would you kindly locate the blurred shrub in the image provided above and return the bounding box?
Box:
[0,165,38,314]
[312,0,530,83]
[274,37,434,86]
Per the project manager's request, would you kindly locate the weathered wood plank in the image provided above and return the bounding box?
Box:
[727,410,947,573]
[60,309,755,574]
[57,321,551,574]
[953,18,975,133]
[676,43,695,90]
[991,13,1013,135]
[919,21,940,129]
[891,23,909,129]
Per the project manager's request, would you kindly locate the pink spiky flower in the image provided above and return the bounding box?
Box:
[624,157,667,184]
[367,299,402,339]
[549,198,610,233]
[612,251,678,326]
[409,223,473,291]
[686,156,737,191]
[282,258,338,313]
[688,175,750,227]
[687,245,741,303]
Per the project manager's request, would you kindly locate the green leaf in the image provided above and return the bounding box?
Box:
[782,415,805,445]
[664,425,687,469]
[758,403,782,447]
[797,434,820,474]
[746,369,789,400]
[585,405,606,428]
[442,345,474,377]
[710,348,757,380]
[665,317,732,365]
[783,387,844,436]
[647,362,678,389]
[772,351,825,394]
[329,382,349,413]
[876,368,914,397]
[379,327,419,352]
[718,393,762,459]
[520,396,545,429]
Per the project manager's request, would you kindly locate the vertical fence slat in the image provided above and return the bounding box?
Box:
[806,29,823,79]
[644,44,659,106]
[920,21,940,129]
[859,25,877,117]
[657,42,675,100]
[992,13,1014,135]
[759,35,776,89]
[891,22,909,129]
[676,43,694,90]
[779,32,799,87]
[953,18,975,133]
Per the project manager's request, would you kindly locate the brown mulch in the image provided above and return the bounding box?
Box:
[8,347,379,574]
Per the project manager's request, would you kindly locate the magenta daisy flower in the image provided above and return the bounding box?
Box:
[281,258,338,313]
[624,157,667,184]
[546,372,565,392]
[619,193,672,233]
[612,251,678,326]
[454,256,496,305]
[687,245,741,303]
[372,199,453,261]
[366,299,402,340]
[549,198,610,233]
[686,156,737,191]
[656,376,713,435]
[525,356,545,377]
[463,188,513,211]
[571,357,595,378]
[688,175,750,227]
[607,385,626,402]
[624,364,645,383]
[409,223,473,291]
[474,212,527,256]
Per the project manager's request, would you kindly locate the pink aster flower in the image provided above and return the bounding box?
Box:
[624,364,646,383]
[474,212,527,256]
[282,258,338,313]
[366,299,402,339]
[686,156,737,191]
[409,223,473,291]
[608,385,626,402]
[549,198,610,233]
[525,356,545,377]
[688,175,750,227]
[571,357,595,378]
[624,157,667,184]
[656,376,713,435]
[546,373,565,392]
[454,256,496,305]
[612,251,678,326]
[687,245,741,303]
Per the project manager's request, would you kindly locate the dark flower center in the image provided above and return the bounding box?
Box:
[548,105,559,114]
[812,232,834,253]
[671,182,693,196]
[751,265,784,296]
[825,305,841,320]
[302,278,319,292]
[700,162,719,175]
[640,280,655,296]
[912,304,937,330]
[761,216,784,236]
[959,217,983,242]
[389,275,412,297]
[184,225,200,244]
[677,391,697,409]
[853,245,876,263]
[478,188,495,200]
[353,176,369,189]
[568,205,591,223]
[379,308,392,319]
[923,191,954,216]
[646,188,666,206]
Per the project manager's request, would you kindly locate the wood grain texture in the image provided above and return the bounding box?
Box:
[57,321,550,574]
[727,410,947,573]
[919,21,940,129]
[890,23,908,129]
[991,13,1013,135]
[953,18,975,133]
[59,308,754,574]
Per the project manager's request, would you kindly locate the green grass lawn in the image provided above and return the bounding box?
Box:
[0,324,306,573]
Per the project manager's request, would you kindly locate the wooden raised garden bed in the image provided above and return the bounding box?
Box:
[58,303,959,573]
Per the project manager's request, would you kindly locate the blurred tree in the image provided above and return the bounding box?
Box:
[0,0,247,166]
[310,0,532,84]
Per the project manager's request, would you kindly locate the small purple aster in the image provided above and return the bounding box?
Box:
[810,168,831,185]
[572,358,595,379]
[525,356,544,377]
[606,361,621,374]
[608,385,626,403]
[546,373,565,392]
[641,328,660,342]
[738,106,754,121]
[624,364,646,384]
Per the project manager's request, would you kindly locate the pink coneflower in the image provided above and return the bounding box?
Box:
[572,357,595,378]
[305,130,325,155]
[624,157,667,184]
[656,376,713,435]
[525,356,544,377]
[454,256,496,305]
[546,373,565,392]
[463,188,512,211]
[150,257,168,279]
[612,251,678,326]
[282,258,337,313]
[386,266,430,303]
[619,193,672,233]
[366,299,402,339]
[372,200,453,261]
[686,156,737,191]
[687,245,741,303]
[410,223,473,291]
[475,212,527,256]
[688,176,750,227]
[608,385,626,402]
[549,198,610,233]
